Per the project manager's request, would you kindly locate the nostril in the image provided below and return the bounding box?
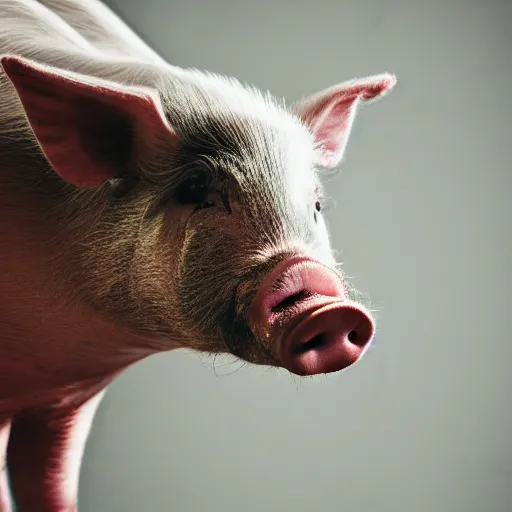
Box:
[293,329,364,357]
[347,330,358,343]
[271,290,310,314]
[292,333,327,355]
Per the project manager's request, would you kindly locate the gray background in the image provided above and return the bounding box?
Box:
[80,1,512,511]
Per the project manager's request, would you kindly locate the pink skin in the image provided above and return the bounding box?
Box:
[6,389,106,512]
[0,48,395,510]
[248,257,375,376]
[0,419,11,512]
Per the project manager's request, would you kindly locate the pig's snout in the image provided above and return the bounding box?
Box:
[281,302,374,376]
[248,257,375,376]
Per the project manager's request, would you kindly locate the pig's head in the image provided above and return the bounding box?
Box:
[1,56,396,376]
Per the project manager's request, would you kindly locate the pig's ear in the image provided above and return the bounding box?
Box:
[1,55,177,188]
[291,73,396,169]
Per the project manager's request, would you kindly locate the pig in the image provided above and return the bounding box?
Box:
[0,0,397,510]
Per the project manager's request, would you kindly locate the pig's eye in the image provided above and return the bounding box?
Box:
[175,172,214,208]
[314,200,321,223]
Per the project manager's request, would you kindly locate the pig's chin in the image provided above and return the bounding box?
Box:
[218,309,279,368]
[219,306,322,370]
[218,306,315,370]
[232,298,332,368]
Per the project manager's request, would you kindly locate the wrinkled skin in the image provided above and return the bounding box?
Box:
[0,0,396,510]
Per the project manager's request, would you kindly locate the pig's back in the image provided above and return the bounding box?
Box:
[0,0,173,135]
[36,0,167,64]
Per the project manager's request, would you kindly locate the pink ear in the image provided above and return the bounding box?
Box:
[1,56,177,187]
[292,73,397,169]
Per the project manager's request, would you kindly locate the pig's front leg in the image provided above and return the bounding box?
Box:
[7,391,105,512]
[0,418,12,512]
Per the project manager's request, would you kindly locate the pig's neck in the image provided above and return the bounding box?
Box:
[0,181,171,404]
[0,261,157,398]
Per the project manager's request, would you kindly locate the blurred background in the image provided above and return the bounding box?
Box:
[81,1,511,511]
